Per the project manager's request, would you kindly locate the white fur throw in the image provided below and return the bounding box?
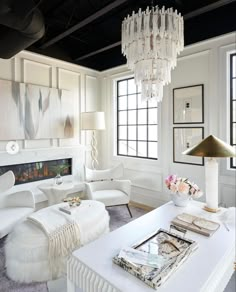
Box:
[28,204,80,278]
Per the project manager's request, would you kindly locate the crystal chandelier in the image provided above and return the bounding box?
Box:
[121,6,184,102]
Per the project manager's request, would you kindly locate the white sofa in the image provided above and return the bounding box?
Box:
[0,171,35,238]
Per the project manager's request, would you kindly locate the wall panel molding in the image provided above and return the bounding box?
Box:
[22,59,52,86]
[0,58,15,81]
[57,68,81,90]
[178,49,210,62]
[85,75,98,111]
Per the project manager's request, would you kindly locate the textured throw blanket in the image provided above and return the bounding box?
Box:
[27,204,80,278]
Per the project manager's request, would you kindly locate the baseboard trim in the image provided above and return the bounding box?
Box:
[131,190,169,209]
[129,201,155,212]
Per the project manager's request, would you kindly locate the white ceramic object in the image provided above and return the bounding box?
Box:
[205,158,219,210]
[170,193,191,207]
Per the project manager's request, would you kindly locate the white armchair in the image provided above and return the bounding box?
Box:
[0,171,35,238]
[84,164,132,217]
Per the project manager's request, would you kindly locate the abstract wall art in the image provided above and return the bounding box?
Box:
[0,79,75,140]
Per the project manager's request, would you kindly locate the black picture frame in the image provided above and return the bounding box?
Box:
[173,127,204,166]
[173,84,204,124]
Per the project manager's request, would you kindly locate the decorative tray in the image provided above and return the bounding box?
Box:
[171,213,220,237]
[113,228,198,290]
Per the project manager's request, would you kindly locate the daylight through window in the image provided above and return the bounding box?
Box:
[230,53,236,168]
[117,78,158,160]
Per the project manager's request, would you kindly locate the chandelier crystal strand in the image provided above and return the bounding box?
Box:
[122,6,184,102]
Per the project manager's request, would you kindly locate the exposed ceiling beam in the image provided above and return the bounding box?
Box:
[44,0,66,17]
[75,41,121,61]
[74,0,234,61]
[40,0,129,49]
[183,0,235,20]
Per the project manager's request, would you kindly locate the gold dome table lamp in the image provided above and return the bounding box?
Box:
[183,135,236,212]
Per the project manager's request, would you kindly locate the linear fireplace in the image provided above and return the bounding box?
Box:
[0,158,72,185]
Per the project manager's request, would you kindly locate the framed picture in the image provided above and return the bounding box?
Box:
[173,84,204,124]
[173,127,204,165]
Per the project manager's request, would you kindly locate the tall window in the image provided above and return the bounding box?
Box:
[230,53,236,168]
[117,77,158,160]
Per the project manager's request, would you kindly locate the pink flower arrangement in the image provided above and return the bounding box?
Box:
[165,175,203,199]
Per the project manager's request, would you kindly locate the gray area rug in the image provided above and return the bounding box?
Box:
[0,205,235,292]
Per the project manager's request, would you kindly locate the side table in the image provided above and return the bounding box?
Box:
[38,182,74,205]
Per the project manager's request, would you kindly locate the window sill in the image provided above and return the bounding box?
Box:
[111,154,163,173]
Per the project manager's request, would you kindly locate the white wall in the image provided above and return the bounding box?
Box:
[0,33,235,208]
[0,50,100,194]
[100,32,236,208]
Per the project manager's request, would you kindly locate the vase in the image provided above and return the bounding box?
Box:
[170,193,191,207]
[54,174,63,185]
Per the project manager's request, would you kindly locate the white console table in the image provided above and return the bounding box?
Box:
[38,182,76,205]
[67,201,235,292]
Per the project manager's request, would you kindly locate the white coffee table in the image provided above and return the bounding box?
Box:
[67,201,235,292]
[38,182,75,205]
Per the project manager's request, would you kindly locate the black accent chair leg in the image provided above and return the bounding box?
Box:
[126,204,132,218]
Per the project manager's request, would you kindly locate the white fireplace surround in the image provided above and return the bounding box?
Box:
[0,146,86,208]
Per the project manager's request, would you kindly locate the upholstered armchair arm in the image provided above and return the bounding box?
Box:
[84,183,94,200]
[112,180,131,198]
[5,190,35,209]
[85,180,131,199]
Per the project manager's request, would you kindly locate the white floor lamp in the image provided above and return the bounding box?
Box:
[81,112,105,169]
[183,135,236,212]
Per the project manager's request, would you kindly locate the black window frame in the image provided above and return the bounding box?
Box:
[230,53,236,169]
[116,77,158,160]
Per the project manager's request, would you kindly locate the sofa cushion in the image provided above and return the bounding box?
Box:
[92,190,129,206]
[0,207,34,238]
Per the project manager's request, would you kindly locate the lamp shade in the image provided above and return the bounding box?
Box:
[81,112,105,130]
[183,135,236,157]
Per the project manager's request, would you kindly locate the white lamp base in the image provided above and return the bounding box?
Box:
[205,158,219,212]
[91,131,99,169]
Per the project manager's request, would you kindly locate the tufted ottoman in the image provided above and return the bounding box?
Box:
[5,200,109,283]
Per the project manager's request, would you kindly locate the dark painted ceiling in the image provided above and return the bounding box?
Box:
[27,0,236,71]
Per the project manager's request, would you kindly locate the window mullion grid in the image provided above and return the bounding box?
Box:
[116,77,158,160]
[147,102,149,158]
[230,54,233,146]
[117,83,119,156]
[230,53,236,168]
[136,89,138,157]
[126,80,128,156]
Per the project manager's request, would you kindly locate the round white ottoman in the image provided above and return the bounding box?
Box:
[5,200,109,283]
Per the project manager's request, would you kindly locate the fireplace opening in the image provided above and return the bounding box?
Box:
[0,158,72,185]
